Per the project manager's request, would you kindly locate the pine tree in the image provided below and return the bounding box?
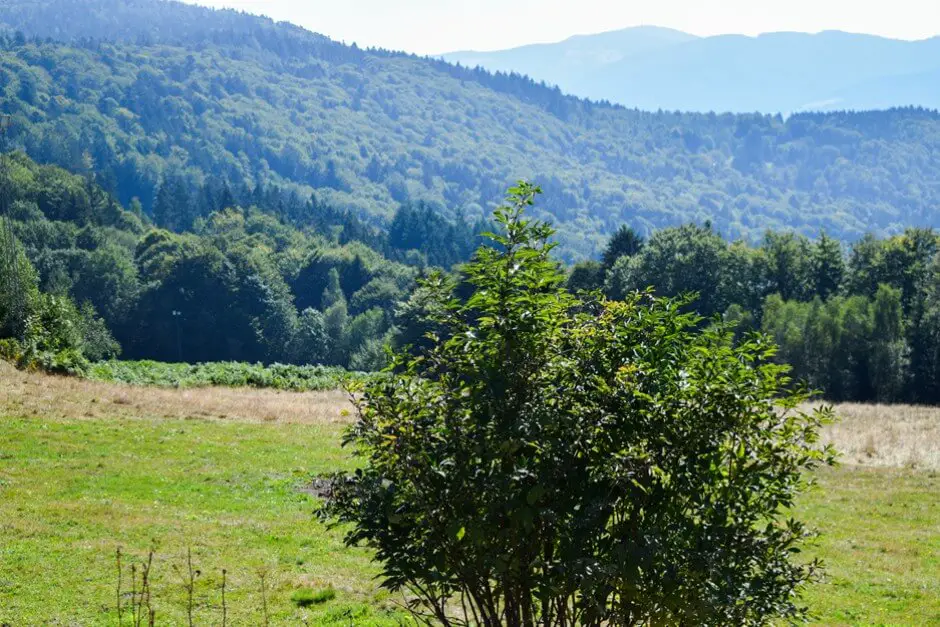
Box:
[601,224,644,272]
[812,232,845,300]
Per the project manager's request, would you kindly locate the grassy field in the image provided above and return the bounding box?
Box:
[0,363,938,625]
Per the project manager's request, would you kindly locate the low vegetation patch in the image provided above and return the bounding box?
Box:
[292,587,337,608]
[87,360,361,392]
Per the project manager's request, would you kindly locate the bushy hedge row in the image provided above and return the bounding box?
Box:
[86,360,359,391]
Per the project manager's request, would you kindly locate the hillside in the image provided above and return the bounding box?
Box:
[3,1,940,259]
[444,28,940,114]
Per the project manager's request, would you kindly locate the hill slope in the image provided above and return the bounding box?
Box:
[2,0,940,259]
[445,29,940,113]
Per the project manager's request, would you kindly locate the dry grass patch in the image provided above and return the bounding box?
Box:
[0,361,353,425]
[4,362,939,468]
[821,403,940,470]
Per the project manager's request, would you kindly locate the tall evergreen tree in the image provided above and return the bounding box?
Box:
[811,232,845,300]
[601,224,644,272]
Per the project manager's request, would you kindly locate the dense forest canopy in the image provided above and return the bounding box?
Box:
[581,222,940,406]
[4,148,940,406]
[1,0,940,260]
[0,150,488,371]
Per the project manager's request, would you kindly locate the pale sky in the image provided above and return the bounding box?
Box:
[180,0,940,55]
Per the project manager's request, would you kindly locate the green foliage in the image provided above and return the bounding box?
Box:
[811,232,845,300]
[87,360,357,391]
[4,0,940,385]
[594,219,940,404]
[323,299,351,366]
[349,334,392,373]
[0,214,117,374]
[601,225,644,271]
[76,302,122,362]
[760,231,814,302]
[2,151,415,370]
[289,308,331,365]
[762,286,909,403]
[4,1,940,260]
[566,260,604,293]
[291,587,337,608]
[324,184,836,625]
[605,223,732,316]
[0,226,39,340]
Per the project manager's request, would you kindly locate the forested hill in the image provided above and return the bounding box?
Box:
[3,0,940,259]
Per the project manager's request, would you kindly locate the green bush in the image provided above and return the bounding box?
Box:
[324,184,837,626]
[0,337,90,376]
[21,347,89,376]
[0,338,23,363]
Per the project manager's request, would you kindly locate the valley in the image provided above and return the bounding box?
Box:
[1,1,940,624]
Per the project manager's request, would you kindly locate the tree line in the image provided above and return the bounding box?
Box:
[575,223,940,404]
[0,151,483,372]
[7,147,940,404]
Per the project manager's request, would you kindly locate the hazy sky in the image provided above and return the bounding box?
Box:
[180,0,940,55]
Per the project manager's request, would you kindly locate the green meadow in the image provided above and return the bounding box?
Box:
[0,369,937,625]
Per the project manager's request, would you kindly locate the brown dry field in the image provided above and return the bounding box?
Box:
[0,361,352,425]
[2,362,938,470]
[818,402,940,470]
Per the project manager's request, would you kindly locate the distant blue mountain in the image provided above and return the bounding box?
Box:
[444,26,697,96]
[443,28,940,113]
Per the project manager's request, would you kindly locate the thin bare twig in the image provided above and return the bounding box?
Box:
[257,568,270,627]
[221,568,228,627]
[116,547,124,626]
[173,547,199,627]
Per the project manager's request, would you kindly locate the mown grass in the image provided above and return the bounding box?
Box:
[0,409,404,624]
[0,366,937,625]
[799,466,940,626]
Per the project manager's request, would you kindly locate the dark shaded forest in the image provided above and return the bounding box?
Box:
[0,151,483,370]
[579,223,940,405]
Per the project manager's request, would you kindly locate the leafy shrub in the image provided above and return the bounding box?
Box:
[20,346,89,376]
[0,338,23,363]
[349,337,391,372]
[76,303,122,362]
[324,184,837,626]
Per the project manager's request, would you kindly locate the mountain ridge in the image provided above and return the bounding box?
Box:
[444,28,940,113]
[445,25,698,56]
